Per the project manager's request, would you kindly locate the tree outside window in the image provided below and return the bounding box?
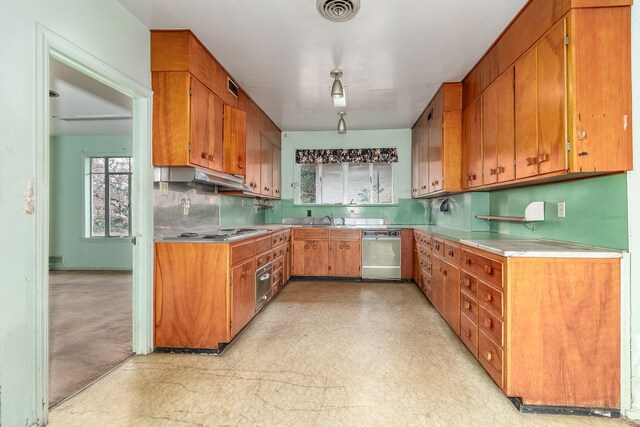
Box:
[90,157,132,237]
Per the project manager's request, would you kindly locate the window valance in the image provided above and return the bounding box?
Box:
[295,148,398,164]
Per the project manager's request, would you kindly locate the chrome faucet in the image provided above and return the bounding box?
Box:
[324,213,333,225]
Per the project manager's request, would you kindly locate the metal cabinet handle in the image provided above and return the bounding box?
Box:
[259,273,271,280]
[484,351,493,362]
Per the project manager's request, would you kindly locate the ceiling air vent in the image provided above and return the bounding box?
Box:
[227,78,239,98]
[317,0,360,22]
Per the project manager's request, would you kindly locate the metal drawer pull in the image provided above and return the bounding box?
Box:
[485,351,493,362]
[259,273,271,281]
[484,318,493,328]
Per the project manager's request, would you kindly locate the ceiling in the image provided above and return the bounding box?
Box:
[50,59,132,136]
[117,0,527,131]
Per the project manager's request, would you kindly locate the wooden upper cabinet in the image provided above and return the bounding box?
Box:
[260,134,273,197]
[483,67,515,185]
[244,123,261,193]
[153,72,223,172]
[568,7,632,173]
[462,96,483,189]
[272,144,281,199]
[222,105,247,176]
[411,142,419,197]
[412,83,462,197]
[515,19,567,180]
[238,89,260,128]
[151,30,237,107]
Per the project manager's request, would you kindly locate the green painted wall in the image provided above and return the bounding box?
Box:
[489,174,629,250]
[50,135,133,270]
[429,175,629,250]
[219,195,266,228]
[265,198,428,224]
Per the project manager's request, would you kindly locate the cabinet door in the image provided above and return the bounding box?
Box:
[305,240,329,276]
[190,76,219,170]
[231,259,256,337]
[330,241,361,277]
[515,47,539,179]
[411,142,419,197]
[441,261,461,335]
[431,257,444,315]
[260,134,273,196]
[536,19,567,176]
[418,131,430,195]
[496,68,515,183]
[462,97,482,188]
[484,68,516,184]
[272,143,281,199]
[292,241,306,276]
[245,123,261,193]
[152,72,190,166]
[284,243,291,283]
[223,104,247,176]
[428,116,443,193]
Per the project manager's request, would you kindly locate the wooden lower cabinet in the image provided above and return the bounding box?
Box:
[154,229,293,351]
[292,228,361,278]
[230,258,256,337]
[412,229,620,409]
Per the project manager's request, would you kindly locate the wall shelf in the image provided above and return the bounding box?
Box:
[476,201,545,231]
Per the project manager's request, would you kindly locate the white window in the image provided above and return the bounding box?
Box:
[295,162,397,205]
[88,157,132,237]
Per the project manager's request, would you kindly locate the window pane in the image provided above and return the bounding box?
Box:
[299,164,319,204]
[91,158,105,173]
[321,164,344,204]
[108,157,131,173]
[372,164,393,203]
[347,163,371,204]
[91,173,106,236]
[109,174,130,236]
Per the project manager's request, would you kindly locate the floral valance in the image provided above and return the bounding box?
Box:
[295,148,398,164]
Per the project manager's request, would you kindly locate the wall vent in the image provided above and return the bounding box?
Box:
[227,78,239,98]
[317,0,360,22]
[49,256,63,266]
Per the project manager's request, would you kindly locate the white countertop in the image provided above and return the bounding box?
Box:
[459,239,623,258]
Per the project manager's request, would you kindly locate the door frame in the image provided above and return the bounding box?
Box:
[35,25,154,423]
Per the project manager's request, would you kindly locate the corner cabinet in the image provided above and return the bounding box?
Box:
[412,83,463,197]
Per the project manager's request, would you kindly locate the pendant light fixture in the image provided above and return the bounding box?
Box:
[337,112,347,134]
[330,70,344,99]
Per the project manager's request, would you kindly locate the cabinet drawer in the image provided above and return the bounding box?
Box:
[272,256,284,271]
[293,228,330,240]
[330,228,360,240]
[282,230,291,242]
[255,235,273,254]
[460,313,478,357]
[432,238,446,257]
[424,284,433,302]
[479,307,503,347]
[420,273,431,291]
[272,268,283,286]
[272,244,286,259]
[460,271,478,298]
[272,232,285,246]
[478,331,504,388]
[444,243,460,263]
[478,281,504,318]
[460,292,478,323]
[231,239,255,265]
[256,250,273,268]
[461,249,503,288]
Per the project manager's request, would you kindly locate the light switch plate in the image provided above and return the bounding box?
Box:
[558,201,566,218]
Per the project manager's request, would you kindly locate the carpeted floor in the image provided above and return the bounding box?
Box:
[49,270,133,407]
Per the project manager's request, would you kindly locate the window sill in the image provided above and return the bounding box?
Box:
[81,237,132,242]
[293,203,398,207]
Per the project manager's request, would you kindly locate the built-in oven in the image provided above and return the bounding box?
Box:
[255,262,272,310]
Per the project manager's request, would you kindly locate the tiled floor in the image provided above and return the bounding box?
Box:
[49,270,133,407]
[49,281,637,426]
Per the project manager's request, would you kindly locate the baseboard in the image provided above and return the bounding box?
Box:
[509,397,620,418]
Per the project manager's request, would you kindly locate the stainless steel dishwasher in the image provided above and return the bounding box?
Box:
[361,229,402,280]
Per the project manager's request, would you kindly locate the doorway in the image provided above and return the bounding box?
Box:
[36,26,154,423]
[48,59,135,406]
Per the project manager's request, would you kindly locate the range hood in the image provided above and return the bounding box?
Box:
[154,167,252,192]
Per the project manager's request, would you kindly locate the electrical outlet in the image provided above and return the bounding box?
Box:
[557,201,566,218]
[159,181,169,195]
